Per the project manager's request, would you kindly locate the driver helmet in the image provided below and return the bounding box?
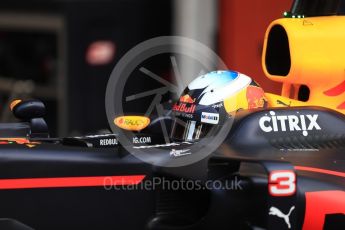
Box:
[170,70,267,142]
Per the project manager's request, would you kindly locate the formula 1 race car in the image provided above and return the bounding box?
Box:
[0,83,344,230]
[0,1,344,230]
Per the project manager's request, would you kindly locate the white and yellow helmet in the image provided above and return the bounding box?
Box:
[170,70,267,142]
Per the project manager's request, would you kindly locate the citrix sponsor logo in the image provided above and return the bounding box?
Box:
[259,111,321,136]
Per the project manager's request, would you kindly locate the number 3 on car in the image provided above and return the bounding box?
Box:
[269,170,296,196]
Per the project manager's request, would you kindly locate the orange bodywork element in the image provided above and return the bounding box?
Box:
[262,16,345,114]
[10,99,22,111]
[114,116,150,131]
[0,138,40,148]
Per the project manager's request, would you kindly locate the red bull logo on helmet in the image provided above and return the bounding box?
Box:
[179,94,196,104]
[172,103,196,113]
[246,86,266,109]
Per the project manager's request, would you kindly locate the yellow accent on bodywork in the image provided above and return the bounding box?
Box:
[114,116,150,131]
[264,93,307,108]
[262,16,345,114]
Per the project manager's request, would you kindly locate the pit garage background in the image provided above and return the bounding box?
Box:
[0,0,344,136]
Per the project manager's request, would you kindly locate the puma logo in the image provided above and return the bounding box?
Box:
[269,206,295,229]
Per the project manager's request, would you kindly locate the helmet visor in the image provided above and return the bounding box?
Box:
[170,118,213,142]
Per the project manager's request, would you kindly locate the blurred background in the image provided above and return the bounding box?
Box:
[0,0,343,136]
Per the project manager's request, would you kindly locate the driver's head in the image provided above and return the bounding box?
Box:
[170,70,267,142]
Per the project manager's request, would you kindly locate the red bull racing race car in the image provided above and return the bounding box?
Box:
[0,0,344,230]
